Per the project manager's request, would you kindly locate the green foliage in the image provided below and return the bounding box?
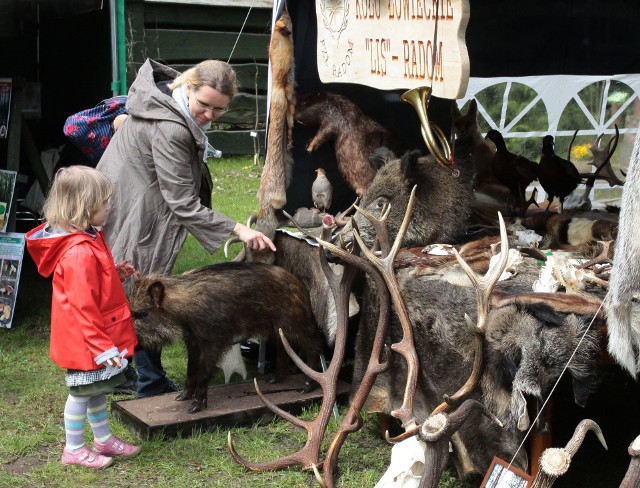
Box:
[173,156,262,274]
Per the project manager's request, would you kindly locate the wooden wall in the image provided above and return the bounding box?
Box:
[125,0,273,155]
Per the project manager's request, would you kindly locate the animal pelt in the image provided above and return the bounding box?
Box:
[334,101,478,251]
[128,262,325,413]
[521,211,619,249]
[605,124,640,377]
[295,91,404,196]
[353,255,603,479]
[258,9,296,211]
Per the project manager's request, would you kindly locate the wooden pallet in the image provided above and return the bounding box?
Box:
[112,374,351,441]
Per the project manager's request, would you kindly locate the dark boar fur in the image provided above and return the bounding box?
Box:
[295,91,404,196]
[354,256,602,480]
[335,100,478,252]
[129,262,325,413]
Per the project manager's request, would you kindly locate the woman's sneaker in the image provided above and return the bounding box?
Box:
[61,445,114,469]
[93,435,141,458]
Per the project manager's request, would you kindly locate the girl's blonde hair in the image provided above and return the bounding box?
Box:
[43,165,113,232]
[168,59,237,98]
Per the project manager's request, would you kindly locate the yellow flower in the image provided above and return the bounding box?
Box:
[571,143,590,161]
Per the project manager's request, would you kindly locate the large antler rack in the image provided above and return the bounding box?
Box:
[389,212,509,446]
[351,185,421,433]
[227,216,358,473]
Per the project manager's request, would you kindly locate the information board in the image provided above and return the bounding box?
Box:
[316,0,470,98]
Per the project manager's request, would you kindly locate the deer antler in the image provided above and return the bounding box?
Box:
[583,124,622,187]
[228,217,358,473]
[576,240,614,270]
[313,224,393,487]
[417,399,503,488]
[429,213,509,416]
[621,434,640,488]
[352,185,420,431]
[531,419,607,488]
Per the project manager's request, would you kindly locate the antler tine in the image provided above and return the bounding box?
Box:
[312,463,328,488]
[564,419,607,457]
[430,330,484,415]
[532,419,606,487]
[353,200,393,253]
[576,240,613,269]
[281,209,324,242]
[452,212,509,334]
[334,197,360,227]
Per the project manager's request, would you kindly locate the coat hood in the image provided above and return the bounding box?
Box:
[26,222,101,278]
[126,58,206,147]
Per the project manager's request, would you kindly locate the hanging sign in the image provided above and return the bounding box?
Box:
[315,0,470,99]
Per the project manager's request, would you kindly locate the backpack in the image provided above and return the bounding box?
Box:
[63,96,127,164]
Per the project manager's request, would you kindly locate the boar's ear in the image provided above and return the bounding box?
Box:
[399,149,422,184]
[369,146,396,170]
[147,281,166,308]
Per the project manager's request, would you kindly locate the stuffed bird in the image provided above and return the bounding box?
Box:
[538,135,582,213]
[312,168,333,212]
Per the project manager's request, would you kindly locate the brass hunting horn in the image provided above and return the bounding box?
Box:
[401,86,453,173]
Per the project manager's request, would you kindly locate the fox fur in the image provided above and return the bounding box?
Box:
[257,9,296,211]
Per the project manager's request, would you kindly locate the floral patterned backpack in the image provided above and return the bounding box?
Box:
[63,96,127,164]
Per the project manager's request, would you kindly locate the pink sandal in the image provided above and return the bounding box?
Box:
[93,435,141,458]
[61,445,114,469]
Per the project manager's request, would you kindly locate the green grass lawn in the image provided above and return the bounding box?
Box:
[0,156,468,487]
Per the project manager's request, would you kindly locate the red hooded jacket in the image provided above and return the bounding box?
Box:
[26,222,137,370]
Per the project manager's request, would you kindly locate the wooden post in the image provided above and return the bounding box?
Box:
[528,398,554,479]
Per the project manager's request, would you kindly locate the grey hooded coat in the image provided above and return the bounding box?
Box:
[97,59,236,276]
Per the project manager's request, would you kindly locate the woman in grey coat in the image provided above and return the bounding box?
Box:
[97,58,275,397]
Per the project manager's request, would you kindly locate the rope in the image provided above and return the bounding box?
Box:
[500,300,604,481]
[228,7,252,63]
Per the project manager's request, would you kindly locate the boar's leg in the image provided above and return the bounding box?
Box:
[176,335,200,402]
[177,338,219,414]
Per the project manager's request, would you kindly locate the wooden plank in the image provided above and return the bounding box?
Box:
[125,2,149,87]
[233,63,269,92]
[142,3,273,30]
[145,29,269,62]
[171,63,269,92]
[208,129,266,156]
[144,0,272,8]
[217,92,267,125]
[111,374,350,440]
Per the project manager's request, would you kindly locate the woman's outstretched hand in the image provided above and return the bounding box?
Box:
[233,223,276,252]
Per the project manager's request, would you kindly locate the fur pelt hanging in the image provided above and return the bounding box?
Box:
[605,122,640,377]
[251,7,296,264]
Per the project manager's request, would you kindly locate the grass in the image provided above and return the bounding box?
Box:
[0,156,469,487]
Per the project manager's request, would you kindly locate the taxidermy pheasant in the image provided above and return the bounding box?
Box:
[312,168,333,212]
[538,135,582,213]
[485,129,538,216]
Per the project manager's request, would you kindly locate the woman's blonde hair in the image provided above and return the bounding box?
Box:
[43,165,113,232]
[168,59,237,98]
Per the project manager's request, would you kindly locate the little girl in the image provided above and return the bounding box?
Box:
[26,165,141,469]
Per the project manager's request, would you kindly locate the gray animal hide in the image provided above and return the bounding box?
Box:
[353,257,602,479]
[605,123,640,377]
